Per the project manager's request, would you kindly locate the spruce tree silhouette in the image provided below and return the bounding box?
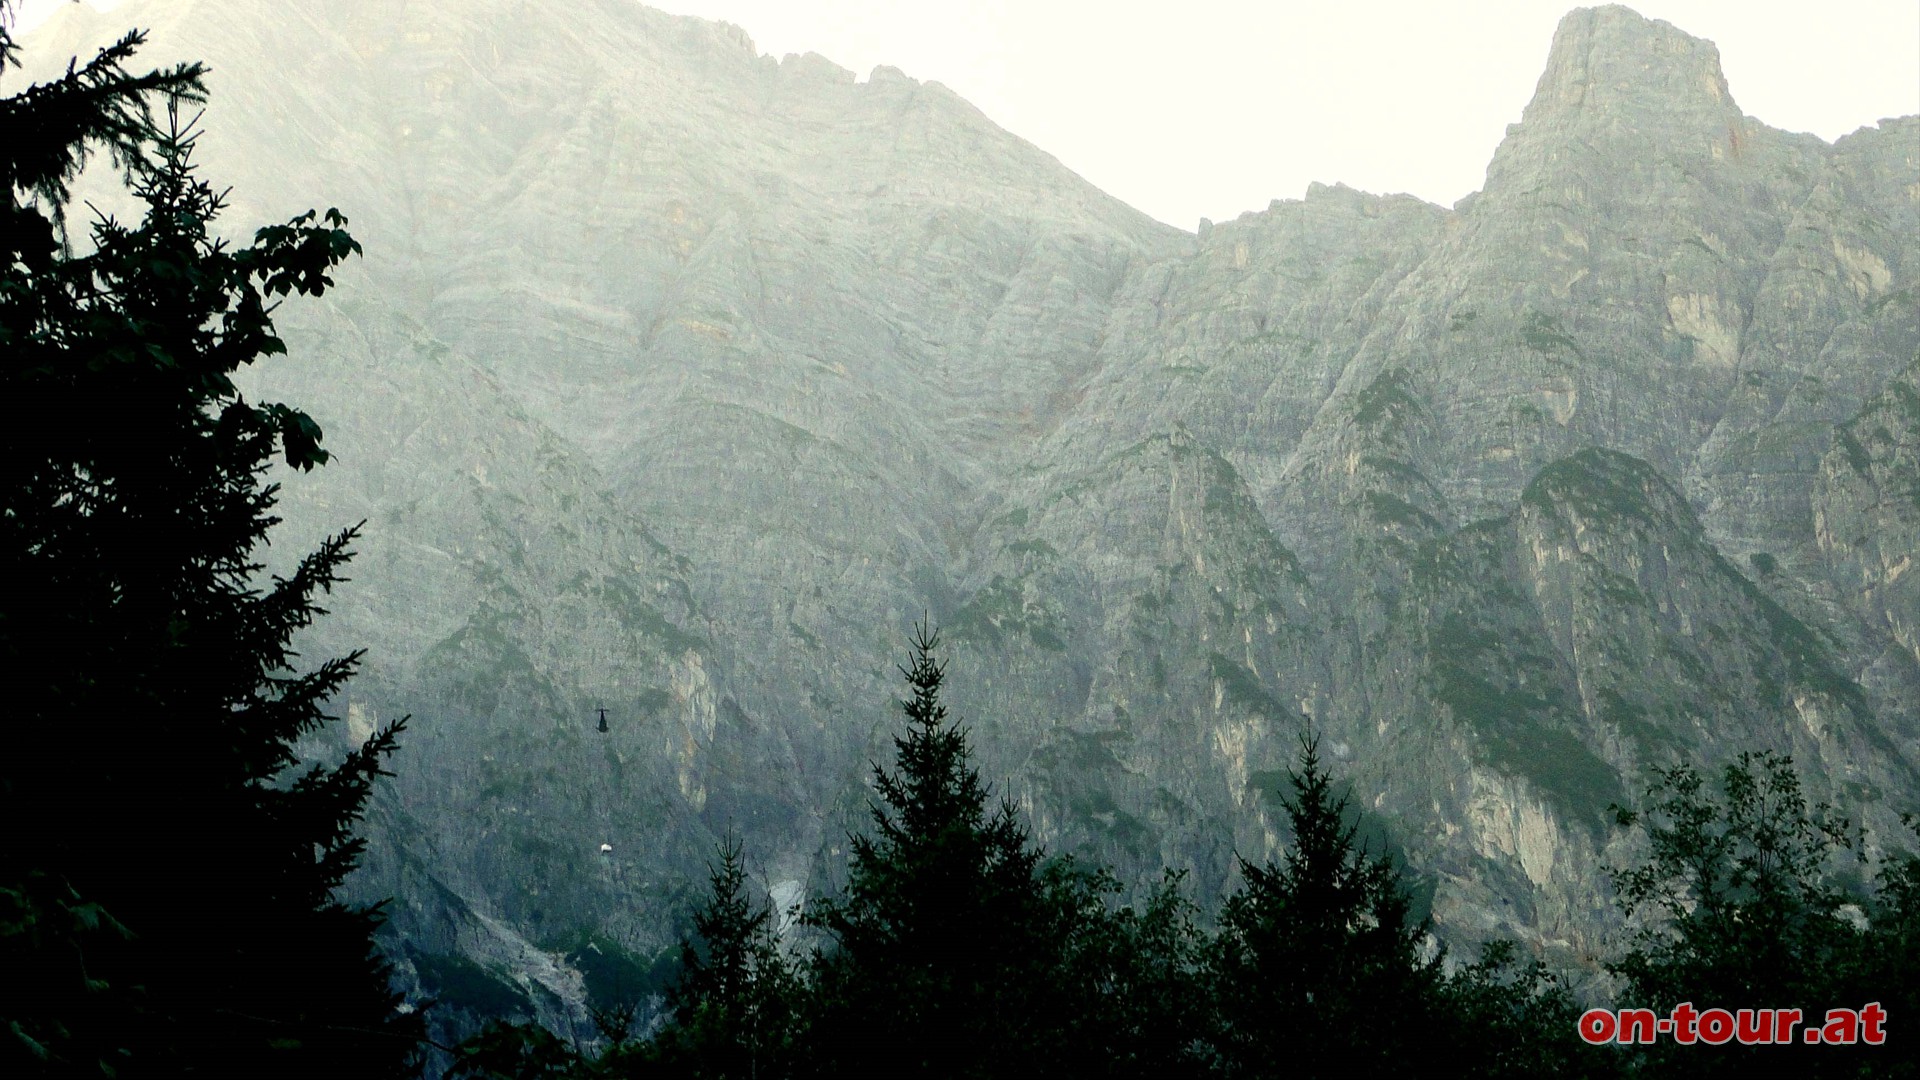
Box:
[642,832,802,1078]
[0,6,416,1073]
[803,623,1078,1078]
[1207,730,1445,1078]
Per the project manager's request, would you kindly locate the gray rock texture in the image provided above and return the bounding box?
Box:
[17,0,1917,1030]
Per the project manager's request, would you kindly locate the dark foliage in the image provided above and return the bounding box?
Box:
[801,622,1085,1077]
[446,1020,590,1080]
[1606,751,1919,1076]
[1206,731,1448,1077]
[797,624,1228,1078]
[643,832,803,1078]
[1050,866,1211,1078]
[1,6,414,1074]
[1440,939,1607,1079]
[0,4,203,240]
[1860,848,1920,1078]
[1207,731,1608,1078]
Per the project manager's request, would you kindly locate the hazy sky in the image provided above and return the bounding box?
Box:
[15,0,1919,228]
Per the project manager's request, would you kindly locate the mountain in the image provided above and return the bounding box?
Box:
[18,0,1918,1031]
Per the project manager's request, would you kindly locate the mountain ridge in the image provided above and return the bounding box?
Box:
[15,0,1918,1035]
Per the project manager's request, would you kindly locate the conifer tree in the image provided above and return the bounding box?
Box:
[1,6,415,1073]
[1206,731,1446,1078]
[802,624,1085,1077]
[645,832,802,1078]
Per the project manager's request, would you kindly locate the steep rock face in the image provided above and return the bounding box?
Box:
[1295,448,1915,956]
[19,0,1918,1020]
[234,298,727,1032]
[1813,367,1920,763]
[1818,368,1920,659]
[1510,450,1906,817]
[1270,7,1825,531]
[945,431,1334,897]
[1039,183,1449,525]
[1692,117,1920,558]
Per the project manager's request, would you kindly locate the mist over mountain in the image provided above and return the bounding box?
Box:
[20,0,1917,1032]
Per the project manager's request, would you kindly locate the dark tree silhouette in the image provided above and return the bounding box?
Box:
[801,624,1116,1077]
[1,5,414,1074]
[644,831,803,1078]
[803,623,1041,1076]
[1206,731,1446,1078]
[1056,866,1211,1079]
[1607,751,1918,1077]
[1440,938,1604,1079]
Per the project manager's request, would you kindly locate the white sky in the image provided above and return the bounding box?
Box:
[13,0,1919,228]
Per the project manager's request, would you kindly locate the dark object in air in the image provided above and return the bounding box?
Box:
[596,707,609,733]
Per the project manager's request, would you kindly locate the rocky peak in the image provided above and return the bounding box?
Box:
[1524,5,1737,125]
[1481,4,1762,197]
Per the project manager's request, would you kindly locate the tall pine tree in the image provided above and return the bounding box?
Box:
[1207,731,1446,1078]
[1,7,415,1074]
[804,624,1092,1077]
